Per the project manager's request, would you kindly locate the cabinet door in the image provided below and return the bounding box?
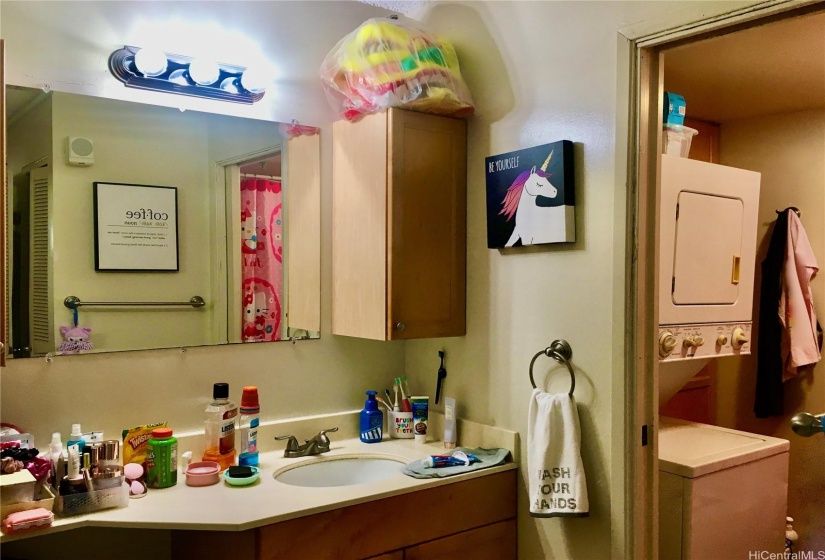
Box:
[404,520,516,560]
[286,133,321,332]
[387,109,466,340]
[672,191,743,305]
[332,112,389,340]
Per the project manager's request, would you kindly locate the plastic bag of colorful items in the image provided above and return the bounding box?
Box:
[320,16,474,121]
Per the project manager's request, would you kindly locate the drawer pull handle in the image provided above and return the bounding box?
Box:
[731,255,741,285]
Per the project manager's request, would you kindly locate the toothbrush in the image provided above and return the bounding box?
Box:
[384,389,401,412]
[401,375,412,399]
[376,396,392,412]
[392,384,401,412]
[397,377,412,412]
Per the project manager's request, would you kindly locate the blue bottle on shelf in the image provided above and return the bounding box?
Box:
[360,391,383,443]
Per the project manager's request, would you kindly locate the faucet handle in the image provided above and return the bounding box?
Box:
[274,435,300,452]
[316,427,339,446]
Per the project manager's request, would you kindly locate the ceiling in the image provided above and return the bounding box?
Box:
[0,1,394,124]
[663,11,825,123]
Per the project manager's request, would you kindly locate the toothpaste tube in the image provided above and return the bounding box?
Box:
[422,450,479,468]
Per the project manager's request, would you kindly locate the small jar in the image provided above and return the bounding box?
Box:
[146,428,178,489]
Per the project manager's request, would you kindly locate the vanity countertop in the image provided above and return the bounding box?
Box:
[0,436,517,543]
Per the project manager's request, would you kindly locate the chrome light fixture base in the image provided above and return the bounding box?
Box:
[109,46,266,104]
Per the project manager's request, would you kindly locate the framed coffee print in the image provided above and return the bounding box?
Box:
[93,182,179,271]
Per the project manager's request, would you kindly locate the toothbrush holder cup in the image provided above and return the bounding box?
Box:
[388,411,415,439]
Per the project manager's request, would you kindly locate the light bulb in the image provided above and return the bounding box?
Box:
[240,67,268,94]
[219,77,239,94]
[168,69,189,86]
[134,48,168,77]
[188,59,220,86]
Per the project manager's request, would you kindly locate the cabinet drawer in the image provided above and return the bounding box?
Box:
[404,519,517,560]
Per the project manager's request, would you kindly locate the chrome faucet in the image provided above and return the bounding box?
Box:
[275,427,338,458]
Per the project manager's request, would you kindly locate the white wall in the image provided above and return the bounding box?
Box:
[402,2,763,559]
[717,109,825,552]
[50,92,216,351]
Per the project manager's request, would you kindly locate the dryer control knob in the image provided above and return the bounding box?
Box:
[732,327,748,349]
[717,335,729,346]
[683,336,704,349]
[659,332,677,357]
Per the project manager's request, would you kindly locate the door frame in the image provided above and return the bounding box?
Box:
[1,39,6,367]
[619,1,823,557]
[215,145,284,344]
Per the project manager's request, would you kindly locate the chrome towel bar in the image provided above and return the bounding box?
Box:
[529,339,576,396]
[64,295,205,309]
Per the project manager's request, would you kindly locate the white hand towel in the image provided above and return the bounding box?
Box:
[528,388,589,518]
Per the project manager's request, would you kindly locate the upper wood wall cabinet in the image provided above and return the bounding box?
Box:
[332,108,466,340]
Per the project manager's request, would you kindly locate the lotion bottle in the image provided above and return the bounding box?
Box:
[66,424,84,454]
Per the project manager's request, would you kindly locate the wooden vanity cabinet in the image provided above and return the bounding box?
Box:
[332,108,466,340]
[171,470,516,560]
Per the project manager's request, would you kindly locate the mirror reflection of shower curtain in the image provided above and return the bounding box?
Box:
[240,177,283,342]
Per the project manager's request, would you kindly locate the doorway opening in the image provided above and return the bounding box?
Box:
[218,147,289,345]
[628,4,825,557]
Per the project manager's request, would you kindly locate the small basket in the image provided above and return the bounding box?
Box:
[662,124,698,158]
[55,483,128,517]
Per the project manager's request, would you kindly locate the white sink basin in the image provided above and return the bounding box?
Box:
[273,454,407,488]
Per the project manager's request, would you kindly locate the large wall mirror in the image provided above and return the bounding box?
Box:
[4,86,321,359]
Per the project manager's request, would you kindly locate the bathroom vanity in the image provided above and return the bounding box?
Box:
[0,414,518,560]
[172,470,516,560]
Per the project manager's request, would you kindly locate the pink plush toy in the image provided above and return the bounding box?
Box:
[58,325,93,354]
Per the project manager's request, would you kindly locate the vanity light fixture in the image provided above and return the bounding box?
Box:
[109,46,266,104]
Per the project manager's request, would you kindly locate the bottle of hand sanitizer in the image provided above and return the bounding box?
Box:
[360,391,383,443]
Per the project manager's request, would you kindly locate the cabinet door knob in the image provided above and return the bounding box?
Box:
[396,323,406,332]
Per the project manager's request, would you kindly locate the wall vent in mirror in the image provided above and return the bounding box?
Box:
[109,46,267,104]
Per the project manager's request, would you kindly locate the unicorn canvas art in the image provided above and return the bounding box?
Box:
[485,141,575,248]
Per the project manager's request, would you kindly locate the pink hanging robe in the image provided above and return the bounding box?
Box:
[779,211,820,380]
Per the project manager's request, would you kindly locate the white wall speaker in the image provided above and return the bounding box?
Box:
[67,136,94,166]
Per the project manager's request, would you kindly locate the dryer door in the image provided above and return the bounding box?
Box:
[672,191,744,305]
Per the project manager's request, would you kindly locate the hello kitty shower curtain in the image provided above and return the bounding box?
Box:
[241,177,283,342]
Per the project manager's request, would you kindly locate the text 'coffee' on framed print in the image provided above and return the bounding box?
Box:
[93,182,179,271]
[485,140,575,249]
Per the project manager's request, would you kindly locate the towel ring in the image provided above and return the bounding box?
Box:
[529,339,575,396]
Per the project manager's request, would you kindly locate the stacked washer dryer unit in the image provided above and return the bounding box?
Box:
[657,155,790,560]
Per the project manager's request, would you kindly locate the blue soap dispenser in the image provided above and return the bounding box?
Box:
[360,391,383,443]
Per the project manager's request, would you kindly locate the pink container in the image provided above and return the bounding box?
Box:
[184,461,221,487]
